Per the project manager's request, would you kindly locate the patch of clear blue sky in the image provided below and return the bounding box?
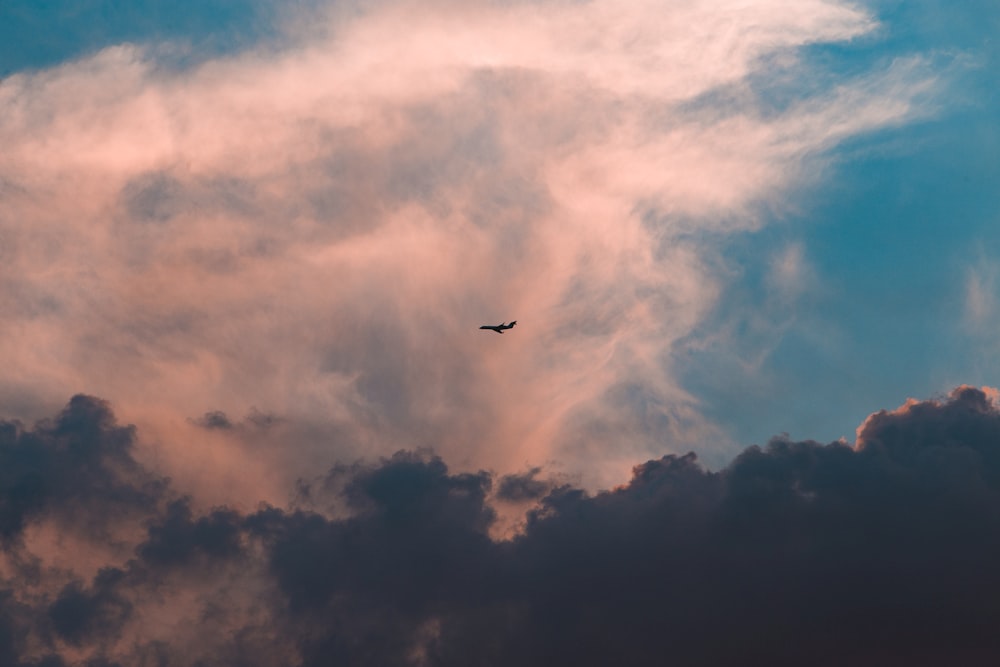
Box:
[0,0,322,76]
[679,0,1000,448]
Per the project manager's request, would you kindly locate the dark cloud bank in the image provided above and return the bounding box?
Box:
[5,388,1000,665]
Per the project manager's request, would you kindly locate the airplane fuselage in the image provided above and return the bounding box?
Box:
[479,321,516,334]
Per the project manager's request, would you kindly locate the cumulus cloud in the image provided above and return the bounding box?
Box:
[0,395,165,545]
[0,0,944,499]
[5,388,1000,665]
[495,466,552,503]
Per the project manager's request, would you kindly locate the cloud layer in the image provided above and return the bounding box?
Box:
[4,387,1000,665]
[3,3,996,663]
[0,0,943,496]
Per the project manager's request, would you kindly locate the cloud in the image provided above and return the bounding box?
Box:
[495,467,552,503]
[137,499,243,568]
[191,410,234,430]
[1,2,996,664]
[0,395,166,546]
[5,389,1000,663]
[47,569,131,648]
[0,0,945,499]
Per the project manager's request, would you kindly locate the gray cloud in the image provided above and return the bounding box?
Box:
[191,411,233,430]
[4,388,1000,664]
[0,395,166,545]
[47,569,131,648]
[495,467,551,502]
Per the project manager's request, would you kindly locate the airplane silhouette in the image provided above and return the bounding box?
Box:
[479,321,517,334]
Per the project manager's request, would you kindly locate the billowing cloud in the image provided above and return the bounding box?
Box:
[4,0,997,665]
[0,0,945,497]
[5,388,1000,665]
[0,395,164,546]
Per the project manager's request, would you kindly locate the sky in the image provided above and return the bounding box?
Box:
[1,0,999,665]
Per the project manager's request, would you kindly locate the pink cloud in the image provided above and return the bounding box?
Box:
[0,0,941,498]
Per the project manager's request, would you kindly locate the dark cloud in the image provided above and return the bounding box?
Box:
[137,499,243,568]
[0,395,166,544]
[80,659,124,667]
[7,388,1000,664]
[252,452,498,612]
[192,411,234,431]
[47,569,131,647]
[0,590,29,666]
[495,467,552,502]
[23,657,66,667]
[191,409,283,434]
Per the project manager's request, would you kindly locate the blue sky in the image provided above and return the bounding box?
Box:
[681,0,999,447]
[0,0,297,76]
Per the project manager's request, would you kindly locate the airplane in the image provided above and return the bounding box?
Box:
[479,321,517,334]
